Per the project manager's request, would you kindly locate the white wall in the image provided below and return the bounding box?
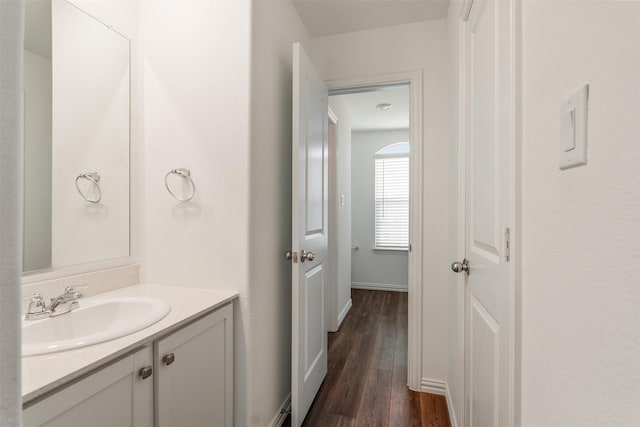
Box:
[139,0,312,425]
[23,50,52,272]
[138,1,252,425]
[247,0,310,424]
[51,0,130,267]
[521,2,640,426]
[328,95,352,330]
[0,0,25,422]
[310,20,450,386]
[351,129,409,291]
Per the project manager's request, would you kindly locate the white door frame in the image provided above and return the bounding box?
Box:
[456,0,522,425]
[326,70,423,390]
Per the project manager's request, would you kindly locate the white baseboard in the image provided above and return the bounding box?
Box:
[420,378,447,395]
[445,383,458,427]
[420,378,458,427]
[268,393,291,427]
[351,282,408,292]
[337,298,352,329]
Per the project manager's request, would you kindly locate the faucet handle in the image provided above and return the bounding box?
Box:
[22,293,46,313]
[64,285,88,296]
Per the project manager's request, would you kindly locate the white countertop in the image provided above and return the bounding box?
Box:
[22,284,238,403]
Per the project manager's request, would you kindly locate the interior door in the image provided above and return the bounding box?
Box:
[462,0,514,426]
[291,42,329,427]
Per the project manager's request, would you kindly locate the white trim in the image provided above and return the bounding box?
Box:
[327,69,423,392]
[420,378,447,396]
[351,282,407,292]
[268,393,291,427]
[328,107,338,125]
[460,0,474,20]
[336,298,352,330]
[513,1,523,426]
[455,12,468,427]
[445,382,459,427]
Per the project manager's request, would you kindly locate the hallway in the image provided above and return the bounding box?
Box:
[290,289,450,426]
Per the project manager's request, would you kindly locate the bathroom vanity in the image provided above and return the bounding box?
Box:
[22,285,237,427]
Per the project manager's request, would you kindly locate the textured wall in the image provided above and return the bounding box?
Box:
[521,2,640,425]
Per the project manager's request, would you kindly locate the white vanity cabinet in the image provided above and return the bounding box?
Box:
[155,303,233,427]
[23,303,233,427]
[23,347,154,427]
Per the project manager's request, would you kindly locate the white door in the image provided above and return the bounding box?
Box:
[291,42,329,426]
[460,0,515,426]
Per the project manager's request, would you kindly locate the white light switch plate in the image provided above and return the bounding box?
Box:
[559,84,589,170]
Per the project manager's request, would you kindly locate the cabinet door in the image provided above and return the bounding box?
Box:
[23,347,153,427]
[155,304,233,427]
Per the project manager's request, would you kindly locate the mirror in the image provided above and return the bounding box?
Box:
[23,0,130,274]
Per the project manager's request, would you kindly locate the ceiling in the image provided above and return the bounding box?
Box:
[292,0,450,38]
[331,84,410,131]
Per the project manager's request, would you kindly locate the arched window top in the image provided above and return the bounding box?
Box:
[375,142,409,156]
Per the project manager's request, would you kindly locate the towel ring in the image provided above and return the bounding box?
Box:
[75,172,102,203]
[165,168,196,202]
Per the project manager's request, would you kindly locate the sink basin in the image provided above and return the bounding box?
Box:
[22,297,171,356]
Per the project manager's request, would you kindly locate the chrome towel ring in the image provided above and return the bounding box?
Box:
[75,172,102,203]
[165,168,196,202]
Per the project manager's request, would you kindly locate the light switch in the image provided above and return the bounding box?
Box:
[562,106,576,152]
[340,193,345,207]
[559,84,588,170]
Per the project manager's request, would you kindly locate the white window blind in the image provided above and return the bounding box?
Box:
[374,154,409,249]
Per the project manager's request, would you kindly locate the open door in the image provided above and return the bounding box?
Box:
[290,42,329,426]
[453,0,516,425]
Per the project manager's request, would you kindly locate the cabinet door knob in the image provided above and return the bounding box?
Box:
[163,352,176,366]
[139,365,153,380]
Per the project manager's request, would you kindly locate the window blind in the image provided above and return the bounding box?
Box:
[374,155,409,249]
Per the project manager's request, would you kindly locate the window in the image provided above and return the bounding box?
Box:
[374,142,409,250]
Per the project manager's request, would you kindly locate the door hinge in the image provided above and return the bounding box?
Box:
[503,227,511,262]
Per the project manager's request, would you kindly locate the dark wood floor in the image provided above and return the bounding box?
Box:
[285,289,451,427]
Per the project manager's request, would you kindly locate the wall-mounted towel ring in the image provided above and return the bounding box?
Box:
[75,172,102,203]
[165,168,196,202]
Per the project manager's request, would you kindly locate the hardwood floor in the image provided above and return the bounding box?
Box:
[285,289,451,427]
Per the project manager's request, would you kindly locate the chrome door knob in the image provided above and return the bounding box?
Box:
[451,259,470,275]
[300,250,315,262]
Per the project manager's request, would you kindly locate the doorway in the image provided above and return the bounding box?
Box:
[327,71,422,390]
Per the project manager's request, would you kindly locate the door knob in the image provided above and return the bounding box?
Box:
[451,259,470,275]
[300,250,315,262]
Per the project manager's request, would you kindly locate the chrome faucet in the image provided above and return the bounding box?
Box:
[23,286,87,320]
[22,293,48,320]
[49,286,86,316]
